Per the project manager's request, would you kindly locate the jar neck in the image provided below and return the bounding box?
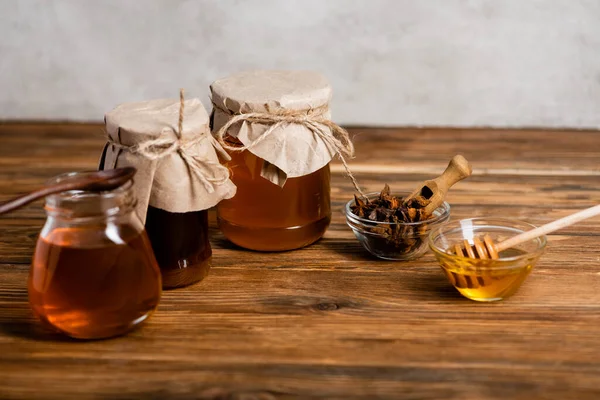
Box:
[44,173,137,222]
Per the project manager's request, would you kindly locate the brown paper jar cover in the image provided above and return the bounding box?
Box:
[210,70,335,251]
[101,97,236,222]
[210,70,337,186]
[101,97,236,289]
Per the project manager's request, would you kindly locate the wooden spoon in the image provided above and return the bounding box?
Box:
[405,155,473,215]
[0,167,136,215]
[454,204,600,259]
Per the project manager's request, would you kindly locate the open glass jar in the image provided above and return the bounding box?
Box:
[28,172,162,339]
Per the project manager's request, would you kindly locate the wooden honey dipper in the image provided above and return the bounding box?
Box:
[404,154,473,215]
[454,204,600,259]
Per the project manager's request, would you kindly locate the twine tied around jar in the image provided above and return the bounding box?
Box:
[106,89,231,194]
[213,103,367,198]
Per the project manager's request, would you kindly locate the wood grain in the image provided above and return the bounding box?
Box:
[1,123,600,399]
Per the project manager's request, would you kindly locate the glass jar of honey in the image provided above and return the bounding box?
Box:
[102,96,236,288]
[144,206,212,288]
[216,138,331,251]
[211,70,354,251]
[29,172,162,339]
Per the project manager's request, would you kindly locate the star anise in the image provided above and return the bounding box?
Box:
[350,185,432,224]
[349,184,435,256]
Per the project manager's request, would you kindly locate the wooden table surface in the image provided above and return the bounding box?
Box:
[1,123,600,399]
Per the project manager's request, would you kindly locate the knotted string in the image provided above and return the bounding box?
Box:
[106,89,231,194]
[213,103,366,198]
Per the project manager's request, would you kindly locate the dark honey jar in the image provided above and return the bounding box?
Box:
[144,206,211,288]
[29,172,161,339]
[211,70,354,251]
[101,97,236,288]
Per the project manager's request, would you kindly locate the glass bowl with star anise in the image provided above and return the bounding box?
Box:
[345,185,451,260]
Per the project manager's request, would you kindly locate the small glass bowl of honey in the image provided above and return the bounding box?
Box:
[345,194,451,260]
[429,218,547,302]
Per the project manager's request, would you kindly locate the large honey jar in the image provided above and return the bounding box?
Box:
[29,172,161,339]
[101,97,236,288]
[211,70,355,251]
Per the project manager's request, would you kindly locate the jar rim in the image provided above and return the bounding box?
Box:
[45,170,134,202]
[44,170,136,220]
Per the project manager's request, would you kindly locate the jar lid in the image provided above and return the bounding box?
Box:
[105,98,209,146]
[102,97,236,221]
[210,70,332,114]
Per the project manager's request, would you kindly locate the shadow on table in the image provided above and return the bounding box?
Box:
[319,237,385,262]
[321,237,466,301]
[0,291,72,342]
[210,235,253,252]
[404,269,465,301]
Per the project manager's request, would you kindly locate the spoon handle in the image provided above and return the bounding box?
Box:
[0,167,136,216]
[496,204,600,252]
[0,180,89,215]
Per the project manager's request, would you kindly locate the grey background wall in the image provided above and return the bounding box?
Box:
[1,0,599,128]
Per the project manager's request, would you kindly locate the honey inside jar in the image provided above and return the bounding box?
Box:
[28,172,162,339]
[217,148,331,251]
[29,225,161,339]
[440,248,532,301]
[145,207,211,289]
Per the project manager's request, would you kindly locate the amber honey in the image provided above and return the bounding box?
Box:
[145,206,212,289]
[440,248,532,301]
[29,225,161,339]
[217,149,331,251]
